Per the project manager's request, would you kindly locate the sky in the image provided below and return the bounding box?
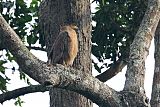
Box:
[0,1,155,107]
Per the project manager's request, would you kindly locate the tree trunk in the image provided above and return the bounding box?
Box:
[39,0,92,107]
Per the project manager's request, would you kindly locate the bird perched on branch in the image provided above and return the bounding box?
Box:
[48,24,78,66]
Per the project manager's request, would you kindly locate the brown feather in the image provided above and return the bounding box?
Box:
[48,25,78,66]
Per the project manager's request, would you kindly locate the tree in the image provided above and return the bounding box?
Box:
[0,0,160,107]
[39,0,92,107]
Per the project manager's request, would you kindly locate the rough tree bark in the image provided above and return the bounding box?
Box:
[150,22,160,107]
[122,0,160,106]
[39,0,92,107]
[0,10,120,107]
[0,0,160,107]
[124,0,160,92]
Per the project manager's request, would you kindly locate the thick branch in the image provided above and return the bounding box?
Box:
[0,85,49,104]
[0,13,121,107]
[124,0,160,92]
[150,22,160,107]
[96,59,127,82]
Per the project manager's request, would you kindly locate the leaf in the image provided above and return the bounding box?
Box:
[6,51,15,61]
[14,97,24,107]
[0,75,8,92]
[27,35,38,45]
[19,72,31,85]
[92,61,101,73]
[0,60,7,65]
[19,72,26,80]
[0,66,5,74]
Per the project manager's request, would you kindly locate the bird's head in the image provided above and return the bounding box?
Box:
[70,24,78,30]
[60,24,78,31]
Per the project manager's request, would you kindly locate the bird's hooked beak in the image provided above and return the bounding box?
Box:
[72,25,78,30]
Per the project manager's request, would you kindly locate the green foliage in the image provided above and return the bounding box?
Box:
[0,51,12,92]
[0,51,31,92]
[0,0,41,46]
[0,74,9,92]
[0,50,20,93]
[0,0,39,106]
[14,97,25,107]
[19,71,31,85]
[0,1,40,104]
[92,0,147,72]
[0,0,148,104]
